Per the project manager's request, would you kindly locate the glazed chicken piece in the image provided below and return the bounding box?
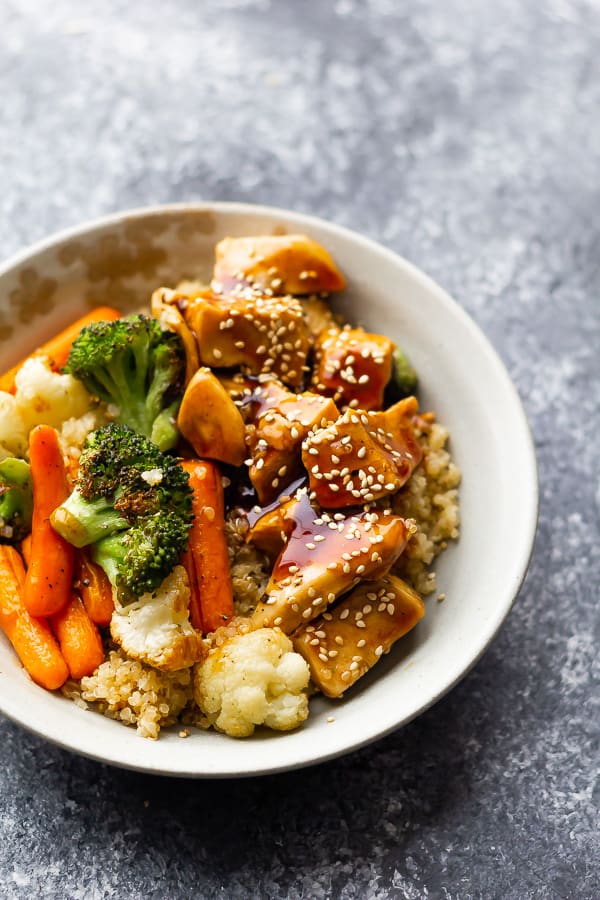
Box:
[212,234,346,296]
[292,575,424,698]
[302,406,422,509]
[184,290,310,388]
[311,327,394,411]
[177,368,247,467]
[250,487,416,634]
[150,287,200,385]
[247,386,339,504]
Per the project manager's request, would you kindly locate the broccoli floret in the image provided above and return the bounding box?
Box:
[50,423,193,602]
[64,314,185,451]
[384,347,418,406]
[0,457,33,543]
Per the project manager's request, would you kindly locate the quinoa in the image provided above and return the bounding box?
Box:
[392,420,460,595]
[224,512,271,615]
[62,650,195,740]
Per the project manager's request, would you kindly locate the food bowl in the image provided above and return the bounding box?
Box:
[0,203,538,777]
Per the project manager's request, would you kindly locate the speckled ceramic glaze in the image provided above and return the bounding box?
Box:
[0,203,537,777]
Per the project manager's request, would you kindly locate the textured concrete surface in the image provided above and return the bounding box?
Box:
[0,1,598,898]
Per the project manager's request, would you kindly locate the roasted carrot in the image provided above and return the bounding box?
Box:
[20,533,32,566]
[24,425,74,617]
[182,459,234,634]
[50,592,104,679]
[76,551,114,627]
[0,305,121,394]
[181,547,203,632]
[0,545,69,690]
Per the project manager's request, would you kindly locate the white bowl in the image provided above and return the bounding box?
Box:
[0,203,538,777]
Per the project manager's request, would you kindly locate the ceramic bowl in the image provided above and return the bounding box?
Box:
[0,203,538,777]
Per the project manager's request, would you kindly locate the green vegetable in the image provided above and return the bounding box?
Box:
[385,347,418,405]
[50,424,192,601]
[64,314,185,451]
[0,457,33,543]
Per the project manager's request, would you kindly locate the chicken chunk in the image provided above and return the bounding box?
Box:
[110,566,205,671]
[184,290,309,388]
[212,234,346,296]
[293,575,425,697]
[311,327,393,411]
[247,386,339,504]
[251,487,416,634]
[302,409,403,508]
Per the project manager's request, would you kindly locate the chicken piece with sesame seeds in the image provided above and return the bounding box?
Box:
[311,327,394,411]
[250,487,416,634]
[247,387,339,504]
[292,575,424,698]
[183,290,310,388]
[212,234,346,296]
[302,407,422,509]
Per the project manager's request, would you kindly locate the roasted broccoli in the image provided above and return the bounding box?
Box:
[64,314,185,451]
[384,347,418,405]
[0,457,33,543]
[50,424,193,601]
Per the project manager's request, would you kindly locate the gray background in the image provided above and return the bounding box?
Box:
[0,1,598,898]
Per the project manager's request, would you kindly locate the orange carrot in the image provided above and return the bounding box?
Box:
[0,545,69,690]
[181,547,203,632]
[50,592,104,679]
[0,305,121,393]
[24,425,74,617]
[20,534,32,566]
[76,551,114,627]
[182,459,234,634]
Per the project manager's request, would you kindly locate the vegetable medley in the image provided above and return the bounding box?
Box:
[0,233,460,739]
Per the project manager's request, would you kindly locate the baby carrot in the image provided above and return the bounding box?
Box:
[0,545,69,690]
[24,425,74,617]
[50,592,105,680]
[0,305,121,393]
[76,551,114,627]
[20,533,32,566]
[181,547,203,632]
[181,459,234,634]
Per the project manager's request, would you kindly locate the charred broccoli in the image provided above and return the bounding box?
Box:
[384,347,418,406]
[50,424,192,601]
[0,457,32,543]
[64,314,185,451]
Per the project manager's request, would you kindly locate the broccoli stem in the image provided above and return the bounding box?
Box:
[50,489,129,548]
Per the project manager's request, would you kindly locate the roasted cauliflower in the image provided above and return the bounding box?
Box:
[110,566,204,671]
[194,628,310,738]
[14,356,94,433]
[0,392,27,460]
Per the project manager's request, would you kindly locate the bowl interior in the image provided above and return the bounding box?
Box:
[0,204,537,776]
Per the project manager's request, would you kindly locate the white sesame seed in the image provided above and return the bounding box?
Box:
[339,609,349,620]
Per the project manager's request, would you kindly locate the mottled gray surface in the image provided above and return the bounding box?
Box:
[0,0,598,898]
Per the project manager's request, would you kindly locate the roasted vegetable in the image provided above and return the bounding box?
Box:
[0,457,32,543]
[384,347,418,405]
[177,368,246,467]
[50,424,193,602]
[151,287,201,386]
[64,314,185,451]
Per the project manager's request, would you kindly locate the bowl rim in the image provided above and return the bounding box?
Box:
[0,201,539,776]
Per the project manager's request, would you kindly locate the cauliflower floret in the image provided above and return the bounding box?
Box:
[110,566,205,672]
[0,392,27,459]
[14,356,94,433]
[194,628,310,738]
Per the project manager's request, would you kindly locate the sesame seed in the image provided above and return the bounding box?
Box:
[213,348,222,360]
[340,609,349,620]
[310,638,320,646]
[306,542,316,550]
[274,616,283,626]
[387,603,395,615]
[356,620,366,628]
[357,639,366,648]
[375,645,383,657]
[335,635,344,645]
